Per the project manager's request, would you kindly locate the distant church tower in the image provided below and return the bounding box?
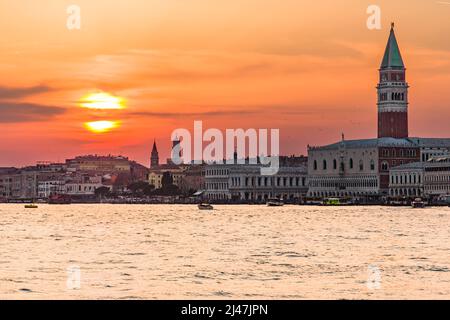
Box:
[377,23,409,139]
[150,140,159,167]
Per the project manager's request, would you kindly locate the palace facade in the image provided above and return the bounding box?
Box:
[204,156,308,202]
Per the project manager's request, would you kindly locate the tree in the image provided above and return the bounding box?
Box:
[128,181,151,196]
[161,172,174,189]
[156,172,181,196]
[143,184,155,196]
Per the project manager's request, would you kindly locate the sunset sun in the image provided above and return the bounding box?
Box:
[80,92,126,110]
[80,92,125,133]
[84,120,120,133]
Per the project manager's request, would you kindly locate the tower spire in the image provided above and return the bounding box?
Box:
[150,139,159,168]
[381,22,404,69]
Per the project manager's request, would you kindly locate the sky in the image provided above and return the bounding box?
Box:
[1,0,450,167]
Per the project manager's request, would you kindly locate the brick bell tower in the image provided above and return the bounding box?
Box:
[150,140,159,168]
[377,23,409,139]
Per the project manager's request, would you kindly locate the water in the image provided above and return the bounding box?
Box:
[1,204,450,299]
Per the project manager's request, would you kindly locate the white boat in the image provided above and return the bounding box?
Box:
[267,198,284,207]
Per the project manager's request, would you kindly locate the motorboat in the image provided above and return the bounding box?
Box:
[411,198,426,208]
[267,198,284,207]
[24,204,38,209]
[198,203,214,210]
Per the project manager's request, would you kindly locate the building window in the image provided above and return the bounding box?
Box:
[323,160,327,170]
[314,160,317,170]
[349,158,354,169]
[359,160,364,171]
[370,160,375,171]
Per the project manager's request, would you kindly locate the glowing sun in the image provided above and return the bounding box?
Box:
[80,92,125,110]
[84,120,120,133]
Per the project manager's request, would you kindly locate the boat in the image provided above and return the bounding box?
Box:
[48,194,72,205]
[305,200,322,205]
[198,203,213,210]
[436,195,450,206]
[267,198,284,207]
[24,204,38,209]
[411,198,426,208]
[322,198,342,206]
[389,200,408,206]
[193,190,213,210]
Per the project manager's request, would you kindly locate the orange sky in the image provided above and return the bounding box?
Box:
[1,0,450,166]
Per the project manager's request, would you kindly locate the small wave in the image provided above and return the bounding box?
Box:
[272,263,297,269]
[275,251,315,258]
[194,273,213,279]
[417,265,450,272]
[212,290,233,297]
[3,278,24,283]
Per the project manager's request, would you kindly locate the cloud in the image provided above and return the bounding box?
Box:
[126,104,346,120]
[254,39,364,58]
[0,103,66,123]
[128,109,258,119]
[0,85,52,99]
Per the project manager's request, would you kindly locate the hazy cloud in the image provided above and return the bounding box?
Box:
[0,85,52,99]
[129,109,258,119]
[0,103,66,123]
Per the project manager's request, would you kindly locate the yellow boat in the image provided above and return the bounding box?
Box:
[24,204,38,209]
[322,198,342,206]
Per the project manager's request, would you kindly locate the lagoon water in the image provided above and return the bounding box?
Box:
[1,204,450,299]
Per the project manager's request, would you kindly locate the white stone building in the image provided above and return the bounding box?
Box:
[424,156,450,198]
[204,157,308,202]
[65,175,105,196]
[389,156,450,199]
[38,179,66,198]
[388,162,424,198]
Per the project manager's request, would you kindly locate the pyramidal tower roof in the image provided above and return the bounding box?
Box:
[380,23,405,69]
[151,140,158,153]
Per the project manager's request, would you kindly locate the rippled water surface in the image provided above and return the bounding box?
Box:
[1,204,450,299]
